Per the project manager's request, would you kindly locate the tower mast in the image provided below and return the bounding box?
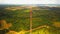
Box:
[30,6,32,34]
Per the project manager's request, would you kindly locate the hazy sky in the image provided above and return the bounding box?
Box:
[0,0,59,4]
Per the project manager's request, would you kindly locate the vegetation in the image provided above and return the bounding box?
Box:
[0,5,60,34]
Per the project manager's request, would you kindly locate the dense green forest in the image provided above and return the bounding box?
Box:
[0,5,60,34]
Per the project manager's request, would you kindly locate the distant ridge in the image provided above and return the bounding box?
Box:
[0,4,60,7]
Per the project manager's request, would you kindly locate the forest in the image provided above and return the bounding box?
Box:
[0,5,60,34]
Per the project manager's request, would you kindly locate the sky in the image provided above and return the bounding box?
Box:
[0,0,59,4]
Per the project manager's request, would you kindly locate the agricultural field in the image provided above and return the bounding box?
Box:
[0,5,60,34]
